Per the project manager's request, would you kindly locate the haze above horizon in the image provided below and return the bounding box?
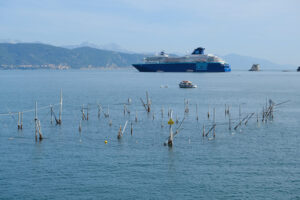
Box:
[1,0,299,65]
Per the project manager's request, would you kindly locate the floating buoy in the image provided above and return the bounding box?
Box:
[104,140,108,144]
[168,119,174,125]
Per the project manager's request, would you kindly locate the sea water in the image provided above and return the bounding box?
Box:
[0,70,299,199]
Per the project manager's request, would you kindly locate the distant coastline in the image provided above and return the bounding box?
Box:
[0,42,296,71]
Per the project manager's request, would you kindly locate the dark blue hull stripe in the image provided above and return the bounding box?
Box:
[132,63,231,72]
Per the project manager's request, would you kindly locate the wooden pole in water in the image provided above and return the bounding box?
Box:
[17,112,23,130]
[58,89,62,125]
[239,104,241,121]
[146,91,151,113]
[86,104,89,121]
[184,99,189,113]
[213,108,216,138]
[17,112,20,130]
[81,104,85,120]
[117,125,122,139]
[104,105,109,118]
[98,104,101,119]
[38,120,43,141]
[229,113,232,131]
[196,104,199,121]
[50,105,53,124]
[20,112,23,130]
[130,122,133,135]
[79,120,82,132]
[262,107,265,122]
[35,101,38,141]
[135,111,138,122]
[202,124,205,137]
[207,105,210,119]
[167,110,173,147]
[124,104,126,116]
[227,106,230,116]
[161,107,164,119]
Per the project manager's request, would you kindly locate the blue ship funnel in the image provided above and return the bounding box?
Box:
[192,47,205,55]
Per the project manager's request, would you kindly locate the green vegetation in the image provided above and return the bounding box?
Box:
[0,43,145,69]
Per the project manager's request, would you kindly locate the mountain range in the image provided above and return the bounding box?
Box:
[0,42,295,70]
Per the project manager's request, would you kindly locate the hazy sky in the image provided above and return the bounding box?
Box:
[1,0,300,65]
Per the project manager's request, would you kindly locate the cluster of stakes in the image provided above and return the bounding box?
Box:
[0,90,289,147]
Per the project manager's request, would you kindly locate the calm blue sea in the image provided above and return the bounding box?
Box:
[0,69,299,200]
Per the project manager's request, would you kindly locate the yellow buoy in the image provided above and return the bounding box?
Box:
[104,140,108,144]
[168,119,174,125]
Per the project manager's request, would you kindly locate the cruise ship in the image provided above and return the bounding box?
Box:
[132,47,231,72]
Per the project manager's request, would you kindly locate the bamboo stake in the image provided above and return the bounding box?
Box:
[50,105,53,124]
[130,122,133,135]
[122,121,128,134]
[207,105,210,119]
[98,104,101,119]
[239,104,241,122]
[202,124,205,137]
[184,99,189,113]
[107,105,109,118]
[213,108,216,138]
[18,112,23,130]
[34,102,43,141]
[21,112,23,129]
[38,120,43,141]
[146,91,151,113]
[234,114,250,130]
[227,105,230,116]
[86,104,89,121]
[167,111,173,147]
[245,113,255,125]
[117,121,128,139]
[35,101,38,141]
[17,112,22,130]
[196,104,199,121]
[135,111,138,122]
[205,124,216,137]
[229,113,232,131]
[82,104,85,120]
[19,112,23,130]
[56,89,63,125]
[79,120,82,132]
[117,125,122,139]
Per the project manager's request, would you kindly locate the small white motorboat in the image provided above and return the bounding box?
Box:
[179,80,197,88]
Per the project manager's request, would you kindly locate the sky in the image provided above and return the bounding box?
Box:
[0,0,300,65]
